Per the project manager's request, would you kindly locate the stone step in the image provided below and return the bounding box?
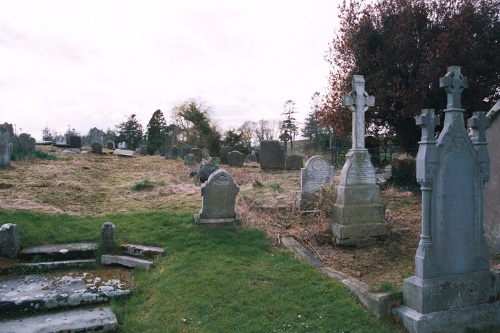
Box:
[20,243,98,261]
[119,243,165,259]
[13,259,97,273]
[0,267,134,314]
[101,254,153,270]
[0,306,118,333]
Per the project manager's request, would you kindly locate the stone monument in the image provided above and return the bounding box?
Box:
[0,132,11,169]
[297,155,334,212]
[285,154,303,170]
[194,169,240,224]
[394,66,500,333]
[89,127,103,145]
[485,100,500,253]
[0,223,20,259]
[227,151,244,167]
[91,142,103,154]
[165,146,179,160]
[219,146,232,165]
[189,148,203,163]
[259,140,285,170]
[332,75,388,246]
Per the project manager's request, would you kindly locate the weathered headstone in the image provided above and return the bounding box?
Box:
[184,153,197,166]
[219,146,232,165]
[259,140,285,170]
[285,154,303,170]
[485,100,500,253]
[179,144,191,159]
[91,142,103,154]
[194,169,240,224]
[55,135,68,147]
[297,155,334,212]
[13,133,36,154]
[227,151,244,167]
[0,132,11,169]
[89,127,103,145]
[201,148,210,160]
[101,222,115,253]
[198,161,219,183]
[165,146,179,160]
[394,66,500,333]
[0,123,14,142]
[69,136,82,149]
[0,223,20,259]
[332,75,388,246]
[190,148,203,163]
[106,141,115,150]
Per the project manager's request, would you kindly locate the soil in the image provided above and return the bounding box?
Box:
[1,146,499,290]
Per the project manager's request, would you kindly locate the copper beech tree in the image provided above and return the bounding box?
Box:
[321,0,500,150]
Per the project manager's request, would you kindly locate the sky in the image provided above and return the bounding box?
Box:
[0,0,342,141]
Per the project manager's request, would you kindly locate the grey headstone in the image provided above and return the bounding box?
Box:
[0,132,11,169]
[0,223,20,259]
[179,144,191,159]
[219,146,232,165]
[69,136,81,149]
[184,153,197,165]
[89,128,103,145]
[101,222,115,253]
[13,133,36,154]
[227,151,244,167]
[165,146,179,159]
[106,141,115,150]
[195,169,240,224]
[91,142,103,154]
[198,161,219,183]
[190,148,202,163]
[285,154,303,170]
[394,66,500,333]
[0,123,14,142]
[259,140,285,170]
[332,75,388,246]
[297,156,334,212]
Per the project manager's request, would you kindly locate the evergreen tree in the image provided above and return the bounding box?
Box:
[146,109,168,155]
[117,114,143,149]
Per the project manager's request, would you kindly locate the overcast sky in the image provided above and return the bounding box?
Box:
[0,0,341,140]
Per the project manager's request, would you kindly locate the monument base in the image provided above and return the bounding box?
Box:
[193,214,241,224]
[332,221,390,246]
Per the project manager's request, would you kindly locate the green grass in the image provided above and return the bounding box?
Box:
[11,150,57,161]
[131,179,165,191]
[0,210,405,332]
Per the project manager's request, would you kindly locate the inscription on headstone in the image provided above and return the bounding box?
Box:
[297,156,334,212]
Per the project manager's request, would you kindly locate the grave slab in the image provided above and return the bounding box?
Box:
[101,254,153,270]
[20,243,98,261]
[113,149,134,157]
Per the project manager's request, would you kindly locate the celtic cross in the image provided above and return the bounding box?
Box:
[439,66,468,109]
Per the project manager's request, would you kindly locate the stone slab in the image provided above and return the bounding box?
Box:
[280,237,324,268]
[15,259,97,273]
[20,243,98,261]
[0,306,118,333]
[119,244,165,258]
[0,268,133,314]
[113,149,134,157]
[101,254,153,270]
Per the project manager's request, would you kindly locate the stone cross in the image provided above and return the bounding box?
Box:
[439,65,468,109]
[342,75,375,149]
[468,111,489,144]
[416,109,440,143]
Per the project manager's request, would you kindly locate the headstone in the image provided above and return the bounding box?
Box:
[227,151,244,167]
[259,140,285,170]
[201,148,210,160]
[0,223,20,259]
[484,100,500,253]
[106,141,115,150]
[0,123,14,142]
[332,75,388,246]
[89,127,103,145]
[194,169,240,224]
[184,153,197,166]
[179,144,191,159]
[91,142,103,154]
[13,133,36,154]
[297,156,334,212]
[394,66,500,333]
[165,146,179,160]
[117,142,127,149]
[198,161,219,183]
[285,154,303,170]
[55,135,68,147]
[69,136,81,149]
[190,148,203,163]
[219,146,232,165]
[101,222,115,253]
[0,132,11,169]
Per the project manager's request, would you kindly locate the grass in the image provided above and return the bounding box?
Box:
[131,179,165,191]
[0,210,404,333]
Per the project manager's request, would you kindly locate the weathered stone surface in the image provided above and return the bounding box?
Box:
[0,132,11,169]
[101,254,153,270]
[101,222,115,252]
[13,133,36,154]
[113,149,134,157]
[201,148,210,160]
[485,100,500,253]
[332,75,387,245]
[69,136,82,149]
[285,154,303,170]
[195,169,240,224]
[198,161,219,183]
[184,153,197,165]
[0,224,19,259]
[119,244,164,258]
[20,243,98,261]
[91,142,103,154]
[227,150,244,167]
[0,306,118,333]
[219,146,232,164]
[297,156,334,212]
[259,140,285,170]
[190,147,203,163]
[179,144,191,159]
[165,145,179,159]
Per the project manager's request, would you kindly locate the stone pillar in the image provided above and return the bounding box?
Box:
[0,223,20,259]
[101,222,115,253]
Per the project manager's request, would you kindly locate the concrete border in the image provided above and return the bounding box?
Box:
[280,236,400,319]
